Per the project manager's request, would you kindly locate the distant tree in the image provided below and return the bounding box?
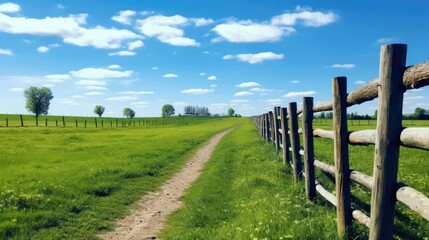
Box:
[184,105,196,115]
[24,86,54,126]
[162,104,175,117]
[414,107,429,119]
[93,105,105,118]
[184,105,211,116]
[319,112,326,119]
[325,112,333,119]
[227,108,235,116]
[123,107,136,118]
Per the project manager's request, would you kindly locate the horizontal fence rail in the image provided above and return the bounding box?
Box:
[251,43,429,240]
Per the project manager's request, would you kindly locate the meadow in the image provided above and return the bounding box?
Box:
[0,116,242,239]
[160,118,429,239]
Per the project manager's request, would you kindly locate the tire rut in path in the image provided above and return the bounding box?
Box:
[99,128,234,240]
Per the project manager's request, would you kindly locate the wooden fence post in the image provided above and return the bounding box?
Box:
[273,107,281,151]
[20,114,23,127]
[269,111,275,145]
[85,120,87,128]
[333,76,352,237]
[110,121,113,128]
[95,118,98,128]
[102,120,104,127]
[303,97,315,200]
[45,118,48,127]
[280,107,291,165]
[56,119,58,127]
[369,44,407,240]
[6,117,8,127]
[288,102,303,182]
[75,119,78,127]
[116,118,118,127]
[264,113,270,142]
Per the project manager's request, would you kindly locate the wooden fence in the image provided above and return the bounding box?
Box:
[251,44,429,239]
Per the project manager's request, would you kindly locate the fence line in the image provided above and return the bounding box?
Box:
[252,43,429,239]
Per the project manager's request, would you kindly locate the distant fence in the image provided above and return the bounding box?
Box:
[251,44,429,239]
[0,115,214,128]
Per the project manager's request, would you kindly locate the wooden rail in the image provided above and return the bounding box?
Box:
[251,43,429,239]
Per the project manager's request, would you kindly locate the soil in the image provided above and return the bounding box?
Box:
[99,128,234,240]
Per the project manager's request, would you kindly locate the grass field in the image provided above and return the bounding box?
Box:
[0,117,243,239]
[160,119,429,239]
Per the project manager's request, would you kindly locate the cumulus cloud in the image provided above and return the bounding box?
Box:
[234,91,254,96]
[224,52,284,64]
[75,80,107,86]
[108,50,136,56]
[37,46,49,53]
[250,87,273,92]
[191,18,214,27]
[106,95,138,101]
[0,48,13,56]
[236,82,260,88]
[271,8,337,27]
[207,75,217,81]
[283,91,317,98]
[111,10,136,25]
[70,67,133,79]
[152,67,159,70]
[136,14,200,47]
[163,73,178,78]
[354,80,365,85]
[331,64,355,69]
[0,8,142,49]
[199,72,206,76]
[107,64,121,69]
[128,40,144,50]
[181,88,214,95]
[0,2,20,13]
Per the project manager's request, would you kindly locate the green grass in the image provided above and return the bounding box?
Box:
[0,117,243,239]
[160,120,341,240]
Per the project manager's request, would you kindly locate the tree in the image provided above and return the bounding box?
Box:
[414,107,429,119]
[373,110,378,120]
[93,105,105,118]
[227,108,235,116]
[24,86,54,126]
[162,104,175,117]
[123,107,136,118]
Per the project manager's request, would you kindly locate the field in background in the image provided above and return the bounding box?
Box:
[0,117,243,239]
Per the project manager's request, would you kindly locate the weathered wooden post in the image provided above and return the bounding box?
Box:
[369,44,407,240]
[56,119,58,127]
[45,118,48,127]
[62,116,65,127]
[84,120,87,128]
[116,118,118,127]
[302,97,315,200]
[333,76,352,237]
[95,118,98,128]
[265,113,270,142]
[75,119,78,127]
[288,102,302,182]
[269,111,275,145]
[273,107,281,151]
[101,120,104,127]
[280,107,291,165]
[110,120,113,127]
[20,114,24,127]
[6,117,8,127]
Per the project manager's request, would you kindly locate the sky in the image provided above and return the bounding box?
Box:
[0,0,428,117]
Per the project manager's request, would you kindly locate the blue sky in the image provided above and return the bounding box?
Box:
[0,0,428,117]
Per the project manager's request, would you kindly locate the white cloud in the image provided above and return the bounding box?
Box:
[37,46,49,53]
[267,98,282,105]
[75,80,107,86]
[224,52,284,64]
[107,64,121,69]
[44,74,70,80]
[70,67,133,79]
[43,84,54,87]
[236,82,260,88]
[163,73,178,78]
[106,95,138,101]
[199,72,206,76]
[376,37,398,44]
[152,67,159,70]
[250,87,273,92]
[136,14,200,47]
[230,99,249,103]
[283,91,317,98]
[291,80,300,84]
[84,91,105,96]
[210,84,217,88]
[181,88,214,95]
[207,75,217,81]
[8,87,24,92]
[108,50,136,56]
[0,48,13,56]
[0,3,20,13]
[128,40,144,50]
[212,21,292,43]
[202,51,210,54]
[354,80,366,85]
[56,4,65,9]
[331,64,355,69]
[191,18,214,27]
[271,8,337,27]
[112,10,136,25]
[222,55,234,60]
[85,86,107,90]
[119,91,154,95]
[234,91,254,96]
[0,12,142,49]
[140,10,155,16]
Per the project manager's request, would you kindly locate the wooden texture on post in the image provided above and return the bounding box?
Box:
[280,107,291,165]
[369,44,407,240]
[273,107,281,151]
[332,76,351,237]
[265,113,270,142]
[302,97,315,200]
[269,111,275,144]
[288,102,302,182]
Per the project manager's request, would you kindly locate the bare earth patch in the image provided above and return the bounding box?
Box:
[100,128,234,240]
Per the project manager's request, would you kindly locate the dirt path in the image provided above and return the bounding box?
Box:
[100,128,234,240]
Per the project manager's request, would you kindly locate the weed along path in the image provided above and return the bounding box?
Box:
[100,128,234,240]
